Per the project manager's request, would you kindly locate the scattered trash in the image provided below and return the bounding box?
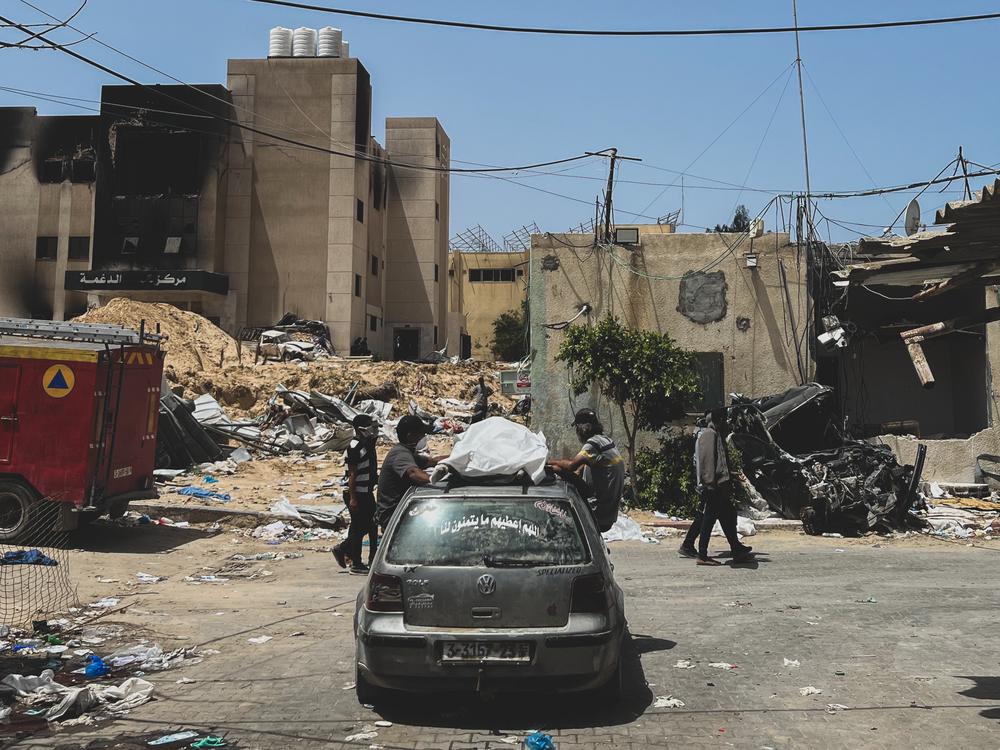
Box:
[708,662,737,670]
[821,533,844,538]
[602,513,656,543]
[85,655,110,679]
[190,737,227,749]
[2,669,153,720]
[374,720,392,728]
[344,730,378,743]
[176,486,231,502]
[247,636,272,645]
[176,677,195,684]
[784,658,801,668]
[654,695,686,708]
[674,659,696,669]
[826,703,849,714]
[722,600,752,608]
[857,597,878,604]
[523,731,556,750]
[148,731,201,745]
[136,573,164,584]
[184,575,229,583]
[1,549,58,566]
[799,686,823,696]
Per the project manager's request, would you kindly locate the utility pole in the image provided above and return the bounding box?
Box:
[587,148,642,244]
[791,0,812,216]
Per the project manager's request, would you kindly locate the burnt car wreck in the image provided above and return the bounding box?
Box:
[727,384,927,536]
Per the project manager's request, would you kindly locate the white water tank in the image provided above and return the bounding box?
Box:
[292,27,317,57]
[268,27,293,57]
[340,40,349,58]
[317,27,343,57]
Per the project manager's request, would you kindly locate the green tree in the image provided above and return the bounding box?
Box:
[713,204,751,233]
[491,300,528,361]
[555,316,702,480]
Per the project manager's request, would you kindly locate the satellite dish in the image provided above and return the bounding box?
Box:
[904,199,921,236]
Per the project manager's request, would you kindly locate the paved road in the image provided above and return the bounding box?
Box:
[11,532,1000,749]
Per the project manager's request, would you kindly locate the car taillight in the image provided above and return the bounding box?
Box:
[366,573,403,612]
[570,574,610,613]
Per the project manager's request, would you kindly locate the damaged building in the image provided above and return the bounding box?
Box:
[0,31,458,360]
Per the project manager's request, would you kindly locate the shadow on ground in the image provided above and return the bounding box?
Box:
[957,676,1000,721]
[69,522,215,555]
[372,631,657,730]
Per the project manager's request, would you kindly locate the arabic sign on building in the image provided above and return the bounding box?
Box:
[65,270,229,295]
[499,369,531,396]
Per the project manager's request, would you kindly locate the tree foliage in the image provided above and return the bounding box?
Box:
[554,316,702,480]
[713,204,750,233]
[492,300,528,361]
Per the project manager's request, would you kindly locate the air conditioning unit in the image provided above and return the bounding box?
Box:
[614,227,640,246]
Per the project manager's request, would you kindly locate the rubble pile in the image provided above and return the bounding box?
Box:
[728,384,925,536]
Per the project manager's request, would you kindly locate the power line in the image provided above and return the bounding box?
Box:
[0,10,614,177]
[241,1,1000,37]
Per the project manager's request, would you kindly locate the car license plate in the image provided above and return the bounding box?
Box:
[441,641,531,663]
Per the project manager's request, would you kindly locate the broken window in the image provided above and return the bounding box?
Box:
[35,237,57,261]
[70,158,95,183]
[40,159,65,183]
[692,352,725,413]
[369,315,377,332]
[68,236,90,261]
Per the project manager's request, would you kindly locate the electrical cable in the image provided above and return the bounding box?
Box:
[0,9,609,177]
[638,61,796,217]
[241,1,1000,38]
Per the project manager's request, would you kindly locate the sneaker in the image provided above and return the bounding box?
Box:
[332,546,348,569]
[350,564,370,575]
[731,552,756,564]
[678,544,698,559]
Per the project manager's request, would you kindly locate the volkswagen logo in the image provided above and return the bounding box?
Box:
[477,574,497,596]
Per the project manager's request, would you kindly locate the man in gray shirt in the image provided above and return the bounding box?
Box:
[547,408,625,532]
[376,415,446,528]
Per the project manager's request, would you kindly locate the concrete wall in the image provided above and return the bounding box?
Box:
[384,118,450,358]
[529,231,809,455]
[449,250,527,359]
[0,110,40,318]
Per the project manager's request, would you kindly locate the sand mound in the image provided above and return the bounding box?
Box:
[74,298,245,379]
[74,298,516,419]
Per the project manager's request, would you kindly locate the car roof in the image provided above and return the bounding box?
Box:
[407,479,582,501]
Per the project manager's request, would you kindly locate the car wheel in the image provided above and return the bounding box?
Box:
[0,479,40,542]
[355,665,383,706]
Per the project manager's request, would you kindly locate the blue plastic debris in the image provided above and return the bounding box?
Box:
[85,654,110,679]
[1,549,57,566]
[524,731,556,750]
[176,487,231,502]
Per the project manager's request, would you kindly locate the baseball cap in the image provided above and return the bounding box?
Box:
[571,408,599,426]
[396,414,430,441]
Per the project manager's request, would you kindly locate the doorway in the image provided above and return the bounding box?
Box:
[393,329,419,361]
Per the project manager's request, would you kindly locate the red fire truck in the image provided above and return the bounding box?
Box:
[0,318,164,541]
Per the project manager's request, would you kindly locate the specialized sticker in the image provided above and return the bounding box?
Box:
[42,364,75,398]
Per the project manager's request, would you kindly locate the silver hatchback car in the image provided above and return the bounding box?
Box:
[354,477,626,704]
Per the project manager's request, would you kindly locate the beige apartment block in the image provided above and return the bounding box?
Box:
[449,250,528,359]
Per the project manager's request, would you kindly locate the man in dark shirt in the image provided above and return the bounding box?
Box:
[547,408,625,532]
[692,408,753,565]
[333,414,379,574]
[470,375,493,424]
[376,415,447,529]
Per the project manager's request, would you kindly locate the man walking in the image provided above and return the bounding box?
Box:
[470,375,493,424]
[376,415,446,529]
[547,408,625,533]
[333,414,379,574]
[691,408,753,565]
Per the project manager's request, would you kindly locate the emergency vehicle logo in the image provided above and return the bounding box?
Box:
[42,364,75,398]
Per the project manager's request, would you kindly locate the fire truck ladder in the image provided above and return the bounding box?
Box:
[0,317,163,346]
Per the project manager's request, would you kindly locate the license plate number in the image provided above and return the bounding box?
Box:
[441,641,531,662]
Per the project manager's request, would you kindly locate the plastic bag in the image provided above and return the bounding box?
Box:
[602,514,648,543]
[437,417,548,483]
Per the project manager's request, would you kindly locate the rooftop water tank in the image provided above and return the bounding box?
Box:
[268,27,293,57]
[317,27,343,57]
[292,27,317,57]
[340,40,349,58]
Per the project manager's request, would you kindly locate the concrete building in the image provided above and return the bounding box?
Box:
[449,250,528,359]
[0,40,454,360]
[529,231,808,455]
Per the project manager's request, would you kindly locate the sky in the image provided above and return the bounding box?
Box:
[3,0,999,245]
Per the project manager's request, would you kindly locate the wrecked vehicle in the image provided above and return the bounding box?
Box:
[727,384,926,535]
[257,330,316,363]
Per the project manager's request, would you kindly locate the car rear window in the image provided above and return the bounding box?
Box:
[386,497,590,567]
